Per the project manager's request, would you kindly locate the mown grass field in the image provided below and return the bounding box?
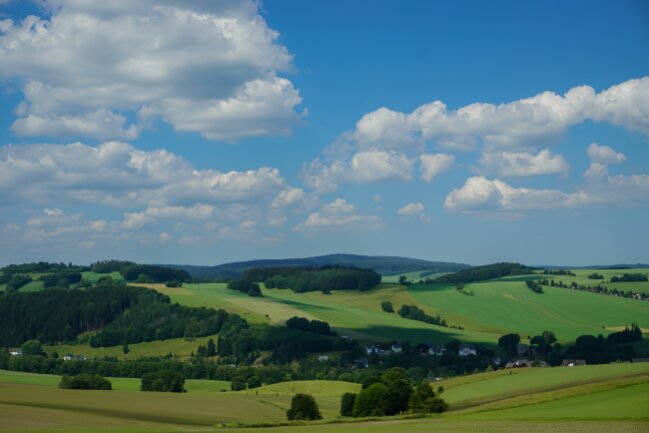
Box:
[1,364,648,432]
[44,334,218,360]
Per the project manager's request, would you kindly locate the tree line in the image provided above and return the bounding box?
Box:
[431,263,532,284]
[243,265,381,293]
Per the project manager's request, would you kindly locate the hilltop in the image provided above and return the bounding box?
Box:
[163,254,469,280]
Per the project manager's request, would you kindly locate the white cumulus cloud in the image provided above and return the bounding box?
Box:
[0,0,302,141]
[480,149,570,177]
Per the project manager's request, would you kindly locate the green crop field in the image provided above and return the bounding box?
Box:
[138,282,496,344]
[408,278,649,343]
[1,364,648,432]
[44,334,218,360]
[136,269,649,347]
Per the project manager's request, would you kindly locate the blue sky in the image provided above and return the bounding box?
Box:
[1,0,648,266]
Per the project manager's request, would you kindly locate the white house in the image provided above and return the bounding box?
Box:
[317,355,329,362]
[390,344,402,354]
[9,349,22,356]
[458,344,476,357]
[63,354,87,361]
[428,344,446,356]
[365,346,379,355]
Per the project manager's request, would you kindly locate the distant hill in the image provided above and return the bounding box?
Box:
[163,254,469,280]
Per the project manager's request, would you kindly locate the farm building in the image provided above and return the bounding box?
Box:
[458,344,476,357]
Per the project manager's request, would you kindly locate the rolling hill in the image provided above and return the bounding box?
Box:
[163,254,470,280]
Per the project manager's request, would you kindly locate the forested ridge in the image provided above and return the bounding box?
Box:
[0,279,234,347]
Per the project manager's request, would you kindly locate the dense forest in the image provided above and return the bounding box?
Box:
[243,266,381,293]
[431,263,533,284]
[0,278,236,347]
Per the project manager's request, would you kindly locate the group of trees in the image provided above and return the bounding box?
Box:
[141,370,186,392]
[340,368,447,418]
[121,264,191,283]
[227,280,262,297]
[59,373,112,390]
[397,305,447,327]
[90,260,136,274]
[431,263,532,284]
[542,269,576,276]
[381,301,394,313]
[41,271,82,288]
[195,338,217,357]
[3,274,32,292]
[244,266,381,293]
[525,280,544,294]
[588,273,604,280]
[611,273,648,283]
[285,317,335,336]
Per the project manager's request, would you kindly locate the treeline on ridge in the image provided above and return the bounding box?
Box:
[431,262,533,284]
[90,260,190,283]
[242,265,381,293]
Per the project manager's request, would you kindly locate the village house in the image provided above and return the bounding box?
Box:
[9,348,22,356]
[390,344,402,354]
[562,359,587,367]
[458,344,476,357]
[428,344,447,356]
[517,343,530,355]
[317,355,329,362]
[63,354,87,361]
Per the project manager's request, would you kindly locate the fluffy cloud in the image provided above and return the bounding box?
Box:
[397,202,431,222]
[271,188,304,208]
[330,77,649,153]
[0,141,291,207]
[587,143,626,165]
[584,143,626,180]
[294,198,382,232]
[444,176,593,212]
[419,153,454,181]
[303,150,413,193]
[0,0,302,140]
[480,149,570,177]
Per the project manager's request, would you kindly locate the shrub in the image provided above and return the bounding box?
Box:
[59,374,112,390]
[140,370,185,392]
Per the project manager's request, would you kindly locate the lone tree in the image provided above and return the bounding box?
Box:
[286,393,322,421]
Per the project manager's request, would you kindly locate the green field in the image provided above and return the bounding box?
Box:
[538,268,649,295]
[1,364,648,432]
[134,269,649,348]
[44,334,218,360]
[408,279,649,342]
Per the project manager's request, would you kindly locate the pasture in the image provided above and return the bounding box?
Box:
[44,334,218,360]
